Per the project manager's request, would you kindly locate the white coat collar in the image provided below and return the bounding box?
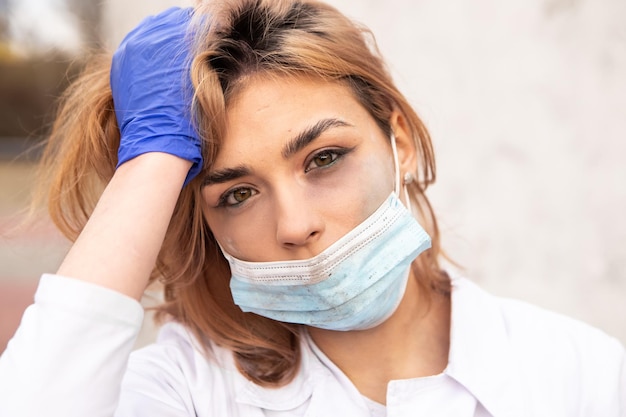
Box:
[232,330,372,414]
[231,338,316,411]
[231,324,393,415]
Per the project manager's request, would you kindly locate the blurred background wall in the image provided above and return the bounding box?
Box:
[1,0,624,352]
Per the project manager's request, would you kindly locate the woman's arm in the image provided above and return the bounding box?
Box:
[58,153,191,300]
[0,154,190,417]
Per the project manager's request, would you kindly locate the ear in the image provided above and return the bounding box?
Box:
[389,110,417,176]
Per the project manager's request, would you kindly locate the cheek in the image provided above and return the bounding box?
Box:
[353,151,395,210]
[201,205,268,257]
[313,152,394,234]
[200,192,238,253]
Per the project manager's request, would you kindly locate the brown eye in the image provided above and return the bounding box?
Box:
[222,187,257,206]
[313,152,335,167]
[306,150,340,172]
[233,189,252,202]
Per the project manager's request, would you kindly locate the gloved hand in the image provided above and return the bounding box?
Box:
[111,7,202,186]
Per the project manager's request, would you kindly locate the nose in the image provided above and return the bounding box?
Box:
[274,188,324,251]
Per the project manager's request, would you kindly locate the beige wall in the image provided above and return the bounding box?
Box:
[100,0,626,342]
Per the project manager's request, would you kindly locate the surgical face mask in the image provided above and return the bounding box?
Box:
[220,135,432,331]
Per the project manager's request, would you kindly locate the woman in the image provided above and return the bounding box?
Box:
[0,1,623,416]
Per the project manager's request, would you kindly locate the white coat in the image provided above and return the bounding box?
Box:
[0,274,624,417]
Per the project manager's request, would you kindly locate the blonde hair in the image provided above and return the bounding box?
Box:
[38,0,449,387]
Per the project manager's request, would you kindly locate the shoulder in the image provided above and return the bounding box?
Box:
[494,291,625,415]
[491,286,624,366]
[453,276,623,356]
[117,322,241,416]
[126,322,208,375]
[452,276,625,414]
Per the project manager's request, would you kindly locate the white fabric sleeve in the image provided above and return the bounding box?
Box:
[0,274,144,417]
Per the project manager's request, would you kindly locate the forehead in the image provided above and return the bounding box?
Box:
[226,75,367,129]
[214,75,375,164]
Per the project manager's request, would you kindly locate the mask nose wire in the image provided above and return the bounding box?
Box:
[390,133,413,214]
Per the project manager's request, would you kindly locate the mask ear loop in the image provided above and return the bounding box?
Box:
[390,133,413,214]
[403,173,413,214]
[390,133,401,196]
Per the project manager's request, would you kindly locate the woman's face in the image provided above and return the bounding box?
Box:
[201,75,404,262]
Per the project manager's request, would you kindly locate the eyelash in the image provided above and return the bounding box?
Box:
[216,147,354,208]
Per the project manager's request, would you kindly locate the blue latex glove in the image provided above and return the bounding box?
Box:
[111,7,202,186]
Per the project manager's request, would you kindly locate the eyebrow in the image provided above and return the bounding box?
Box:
[203,166,251,185]
[281,118,352,159]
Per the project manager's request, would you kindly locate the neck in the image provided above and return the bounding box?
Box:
[307,273,451,404]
